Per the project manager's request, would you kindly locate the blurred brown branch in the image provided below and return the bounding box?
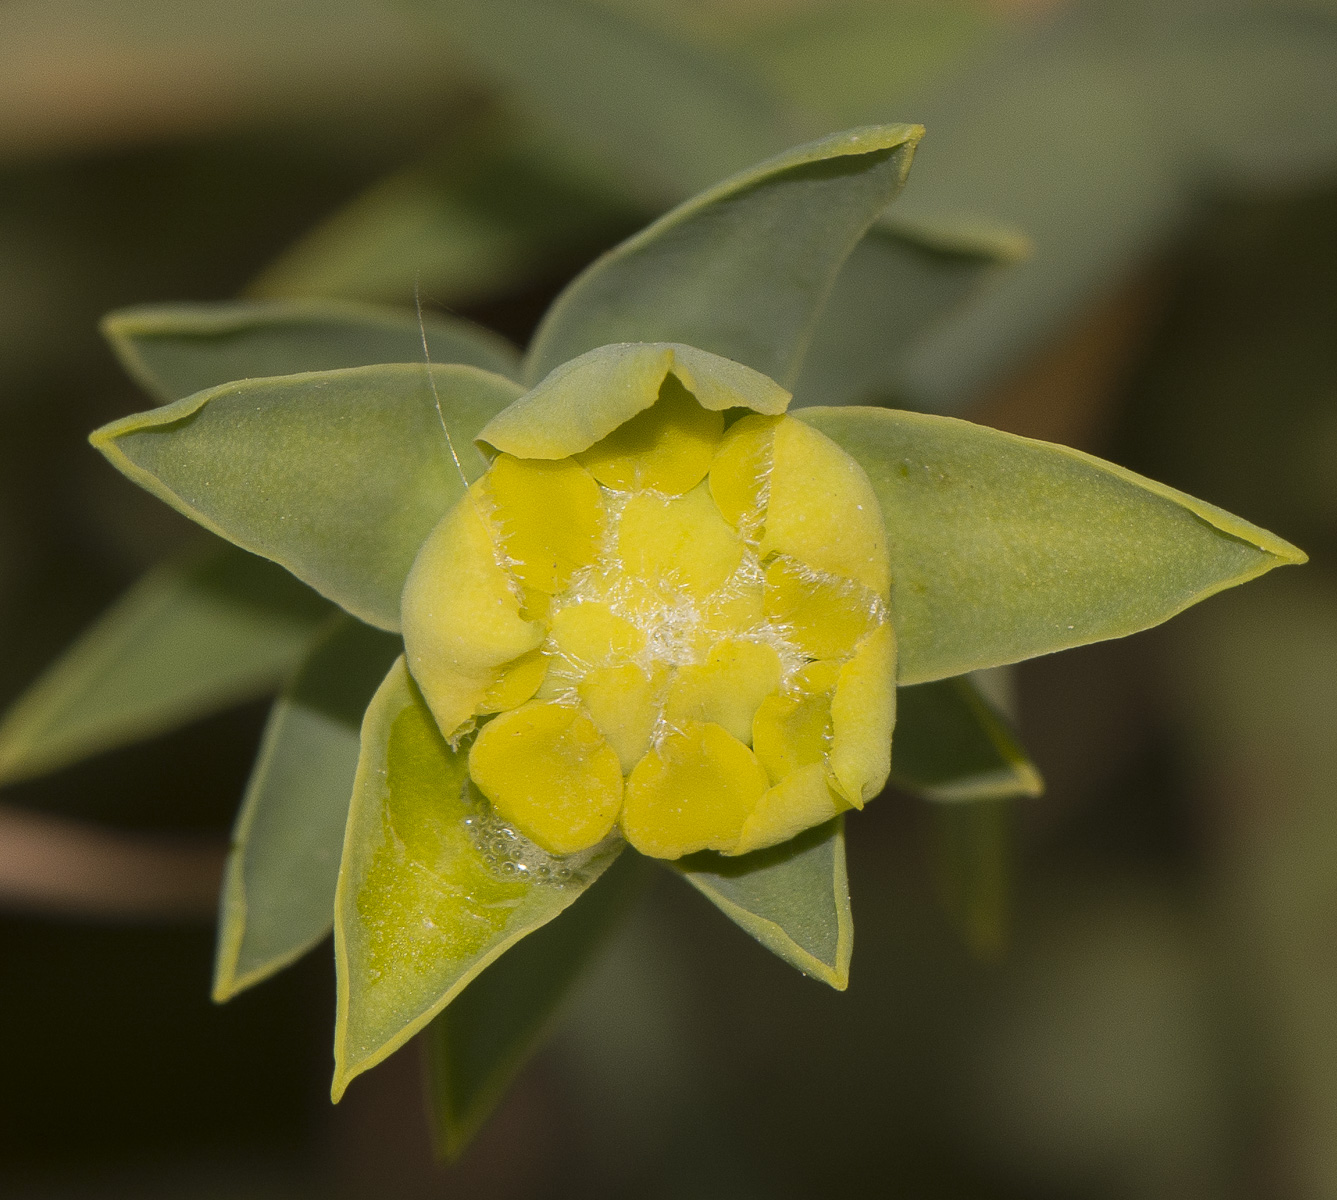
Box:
[0,803,224,920]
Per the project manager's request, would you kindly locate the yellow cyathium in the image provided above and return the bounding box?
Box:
[402,371,895,860]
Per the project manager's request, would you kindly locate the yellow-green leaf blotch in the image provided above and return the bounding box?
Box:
[332,659,620,1100]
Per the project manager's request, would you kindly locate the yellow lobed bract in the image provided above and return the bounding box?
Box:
[486,454,604,593]
[663,639,782,744]
[761,416,890,598]
[401,370,896,860]
[621,721,770,858]
[617,485,745,603]
[469,701,624,855]
[400,485,546,738]
[577,375,724,494]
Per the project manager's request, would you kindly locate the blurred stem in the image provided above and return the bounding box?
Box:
[0,804,223,921]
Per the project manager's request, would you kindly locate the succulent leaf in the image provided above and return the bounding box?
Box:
[91,363,523,631]
[213,619,402,1000]
[672,816,852,989]
[526,124,924,388]
[0,545,330,787]
[798,406,1306,683]
[102,299,522,402]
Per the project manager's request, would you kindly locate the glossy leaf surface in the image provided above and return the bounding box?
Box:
[333,658,621,1098]
[526,124,923,387]
[92,363,523,631]
[798,407,1306,684]
[892,676,1042,802]
[0,545,329,786]
[424,851,651,1159]
[673,817,851,989]
[213,619,402,1001]
[104,299,521,402]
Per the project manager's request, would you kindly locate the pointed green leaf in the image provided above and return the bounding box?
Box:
[525,124,923,388]
[333,658,622,1099]
[931,796,1011,962]
[424,850,651,1160]
[793,220,1026,408]
[672,817,851,990]
[213,618,402,1001]
[0,545,330,787]
[797,406,1306,684]
[91,363,524,631]
[892,676,1042,803]
[418,2,1016,404]
[104,299,522,403]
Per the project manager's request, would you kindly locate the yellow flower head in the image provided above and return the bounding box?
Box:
[401,344,895,860]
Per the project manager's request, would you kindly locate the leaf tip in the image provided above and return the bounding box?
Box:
[821,964,850,992]
[432,1119,471,1165]
[1276,540,1309,567]
[86,419,122,457]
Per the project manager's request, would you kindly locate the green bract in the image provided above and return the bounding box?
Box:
[5,123,1303,1153]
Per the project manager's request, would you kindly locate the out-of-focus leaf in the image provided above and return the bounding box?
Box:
[251,122,647,308]
[421,0,800,202]
[1159,12,1337,189]
[1163,574,1337,1193]
[213,618,401,1001]
[104,299,521,402]
[886,5,1337,408]
[332,658,621,1098]
[424,850,651,1160]
[935,796,1005,962]
[931,795,1011,961]
[0,545,330,787]
[526,124,923,388]
[798,406,1305,684]
[891,675,1037,962]
[673,818,851,990]
[892,676,1042,802]
[91,364,523,631]
[731,0,994,133]
[793,221,1025,408]
[287,3,1018,401]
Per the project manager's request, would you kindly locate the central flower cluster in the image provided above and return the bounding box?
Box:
[402,373,895,860]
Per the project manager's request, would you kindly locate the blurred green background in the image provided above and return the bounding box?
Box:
[2,0,1336,1196]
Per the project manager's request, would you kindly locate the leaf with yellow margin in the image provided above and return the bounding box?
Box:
[672,817,852,989]
[798,406,1306,683]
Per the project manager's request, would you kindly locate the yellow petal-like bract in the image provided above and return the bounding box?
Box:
[469,701,623,855]
[401,366,895,858]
